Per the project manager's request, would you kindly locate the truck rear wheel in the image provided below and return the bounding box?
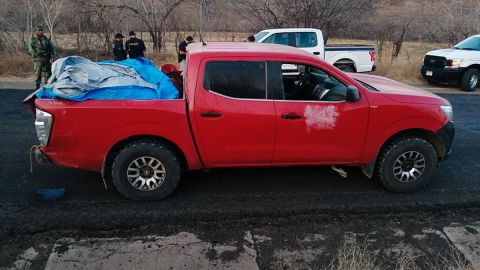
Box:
[460,68,479,92]
[376,137,437,193]
[111,140,181,201]
[335,64,355,73]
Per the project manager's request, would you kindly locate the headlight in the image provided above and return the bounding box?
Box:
[446,58,463,69]
[35,109,53,146]
[440,105,453,122]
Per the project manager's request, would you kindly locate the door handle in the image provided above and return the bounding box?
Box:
[200,111,223,118]
[281,113,303,120]
[313,52,320,55]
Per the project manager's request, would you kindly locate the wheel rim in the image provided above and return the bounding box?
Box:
[392,151,426,183]
[127,156,166,191]
[470,74,478,88]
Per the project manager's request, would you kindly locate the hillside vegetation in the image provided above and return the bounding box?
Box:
[0,0,473,83]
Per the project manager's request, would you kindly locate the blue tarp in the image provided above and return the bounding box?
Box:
[36,56,179,101]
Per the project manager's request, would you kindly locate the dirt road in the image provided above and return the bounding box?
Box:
[1,89,480,269]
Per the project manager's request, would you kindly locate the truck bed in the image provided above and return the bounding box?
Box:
[34,98,202,172]
[324,44,376,72]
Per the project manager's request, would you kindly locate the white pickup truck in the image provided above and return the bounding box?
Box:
[421,35,480,92]
[254,28,376,73]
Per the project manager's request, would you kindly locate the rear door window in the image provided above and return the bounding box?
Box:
[296,32,317,48]
[203,61,267,99]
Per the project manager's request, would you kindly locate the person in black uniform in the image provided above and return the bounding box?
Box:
[112,33,127,61]
[125,31,146,59]
[178,36,194,72]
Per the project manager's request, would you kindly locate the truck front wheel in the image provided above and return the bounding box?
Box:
[460,68,479,92]
[111,140,181,201]
[376,137,437,193]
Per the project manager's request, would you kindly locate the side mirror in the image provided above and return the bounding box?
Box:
[346,85,360,102]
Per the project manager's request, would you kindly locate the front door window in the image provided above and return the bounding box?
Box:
[275,63,348,102]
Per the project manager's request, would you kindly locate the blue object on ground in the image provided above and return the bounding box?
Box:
[37,188,65,201]
[36,56,179,101]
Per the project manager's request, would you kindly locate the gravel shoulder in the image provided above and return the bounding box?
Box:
[0,78,35,90]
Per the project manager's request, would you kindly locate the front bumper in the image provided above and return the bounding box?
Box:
[436,121,455,160]
[421,66,464,85]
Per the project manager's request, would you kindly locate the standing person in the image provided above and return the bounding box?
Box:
[247,36,255,42]
[29,26,54,90]
[112,33,127,61]
[125,31,146,59]
[178,36,194,72]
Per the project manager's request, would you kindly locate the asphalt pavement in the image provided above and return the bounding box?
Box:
[1,88,480,269]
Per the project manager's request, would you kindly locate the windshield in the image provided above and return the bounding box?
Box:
[254,31,270,42]
[455,36,480,51]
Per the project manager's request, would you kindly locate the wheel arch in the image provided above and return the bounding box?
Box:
[461,64,480,81]
[333,58,357,72]
[362,128,445,178]
[380,129,445,159]
[463,64,480,74]
[102,135,189,184]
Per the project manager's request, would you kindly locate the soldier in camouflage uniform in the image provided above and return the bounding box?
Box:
[29,26,54,89]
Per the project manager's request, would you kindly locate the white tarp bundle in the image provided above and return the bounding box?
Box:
[46,56,156,98]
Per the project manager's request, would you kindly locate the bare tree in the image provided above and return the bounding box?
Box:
[391,18,413,60]
[37,0,64,44]
[245,0,287,29]
[84,0,186,54]
[241,0,371,42]
[197,0,216,42]
[436,0,480,45]
[2,0,479,57]
[22,0,37,47]
[0,0,39,52]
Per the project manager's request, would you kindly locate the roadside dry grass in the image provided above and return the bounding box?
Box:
[328,233,381,270]
[0,53,33,78]
[328,38,448,84]
[0,32,447,86]
[326,234,473,270]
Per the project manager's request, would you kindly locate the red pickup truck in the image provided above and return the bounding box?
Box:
[32,43,454,201]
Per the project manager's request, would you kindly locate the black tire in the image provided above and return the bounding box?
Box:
[376,137,437,193]
[111,140,181,201]
[460,68,479,92]
[336,64,355,73]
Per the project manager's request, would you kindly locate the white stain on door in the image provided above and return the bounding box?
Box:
[304,105,339,131]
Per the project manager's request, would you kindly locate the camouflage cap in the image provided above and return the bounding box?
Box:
[36,26,44,31]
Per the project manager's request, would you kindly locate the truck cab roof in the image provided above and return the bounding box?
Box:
[187,42,314,59]
[258,28,321,33]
